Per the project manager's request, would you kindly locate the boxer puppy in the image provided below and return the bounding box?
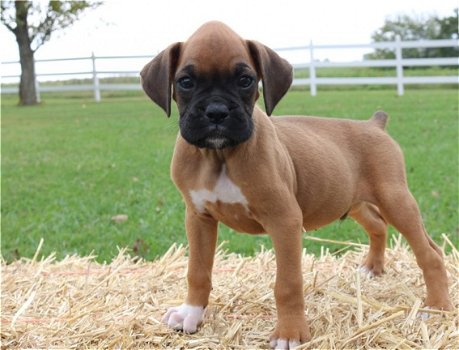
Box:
[141,21,452,349]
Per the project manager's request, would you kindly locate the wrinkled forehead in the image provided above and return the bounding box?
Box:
[177,24,255,76]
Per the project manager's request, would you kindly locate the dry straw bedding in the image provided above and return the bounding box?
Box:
[1,236,458,349]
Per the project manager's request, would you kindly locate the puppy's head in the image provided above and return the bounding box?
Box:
[141,21,292,149]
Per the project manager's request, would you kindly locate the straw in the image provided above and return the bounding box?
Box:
[1,235,458,349]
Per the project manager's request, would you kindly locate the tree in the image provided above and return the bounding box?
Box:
[1,1,101,105]
[366,9,458,60]
[436,8,459,57]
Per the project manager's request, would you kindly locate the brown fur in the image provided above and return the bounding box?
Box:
[142,21,452,348]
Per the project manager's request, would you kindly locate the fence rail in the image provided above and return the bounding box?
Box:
[2,37,458,100]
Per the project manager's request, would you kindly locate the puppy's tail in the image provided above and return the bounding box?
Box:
[370,110,389,130]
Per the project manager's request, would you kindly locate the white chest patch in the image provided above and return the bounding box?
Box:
[190,165,248,213]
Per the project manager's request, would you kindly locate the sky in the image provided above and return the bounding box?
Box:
[1,0,457,82]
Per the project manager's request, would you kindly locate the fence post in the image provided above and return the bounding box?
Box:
[91,52,101,102]
[309,40,317,96]
[35,75,41,103]
[395,35,404,96]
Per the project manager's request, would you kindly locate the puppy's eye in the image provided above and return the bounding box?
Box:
[177,77,194,90]
[238,75,254,88]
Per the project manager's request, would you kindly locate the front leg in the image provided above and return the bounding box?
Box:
[267,212,311,349]
[162,207,218,333]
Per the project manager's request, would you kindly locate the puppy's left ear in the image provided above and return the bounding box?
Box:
[247,41,293,116]
[140,42,182,117]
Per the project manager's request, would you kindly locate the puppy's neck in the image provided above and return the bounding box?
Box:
[198,147,232,162]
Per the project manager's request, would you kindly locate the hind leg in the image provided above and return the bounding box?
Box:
[376,187,452,310]
[349,202,387,276]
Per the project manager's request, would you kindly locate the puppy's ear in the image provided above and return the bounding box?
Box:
[140,42,182,117]
[247,41,293,116]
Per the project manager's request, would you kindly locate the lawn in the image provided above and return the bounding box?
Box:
[1,89,458,262]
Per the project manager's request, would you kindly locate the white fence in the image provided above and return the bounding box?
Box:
[2,37,458,100]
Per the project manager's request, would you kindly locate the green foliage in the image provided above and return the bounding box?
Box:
[366,9,459,59]
[1,90,458,262]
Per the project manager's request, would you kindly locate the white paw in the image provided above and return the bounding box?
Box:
[357,265,375,278]
[270,338,301,350]
[417,306,431,320]
[162,303,205,333]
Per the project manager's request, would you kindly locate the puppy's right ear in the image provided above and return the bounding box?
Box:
[140,42,182,117]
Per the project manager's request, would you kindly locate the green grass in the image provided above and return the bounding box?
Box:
[1,89,458,262]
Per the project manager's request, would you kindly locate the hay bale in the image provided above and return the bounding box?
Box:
[1,235,458,349]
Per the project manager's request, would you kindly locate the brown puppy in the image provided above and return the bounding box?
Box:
[141,21,452,349]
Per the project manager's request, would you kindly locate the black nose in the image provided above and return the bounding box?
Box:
[205,103,229,124]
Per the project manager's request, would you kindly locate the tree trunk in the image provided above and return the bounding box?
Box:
[15,1,38,106]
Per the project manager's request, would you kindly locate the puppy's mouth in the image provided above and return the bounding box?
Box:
[195,124,233,149]
[179,102,254,149]
[203,136,230,149]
